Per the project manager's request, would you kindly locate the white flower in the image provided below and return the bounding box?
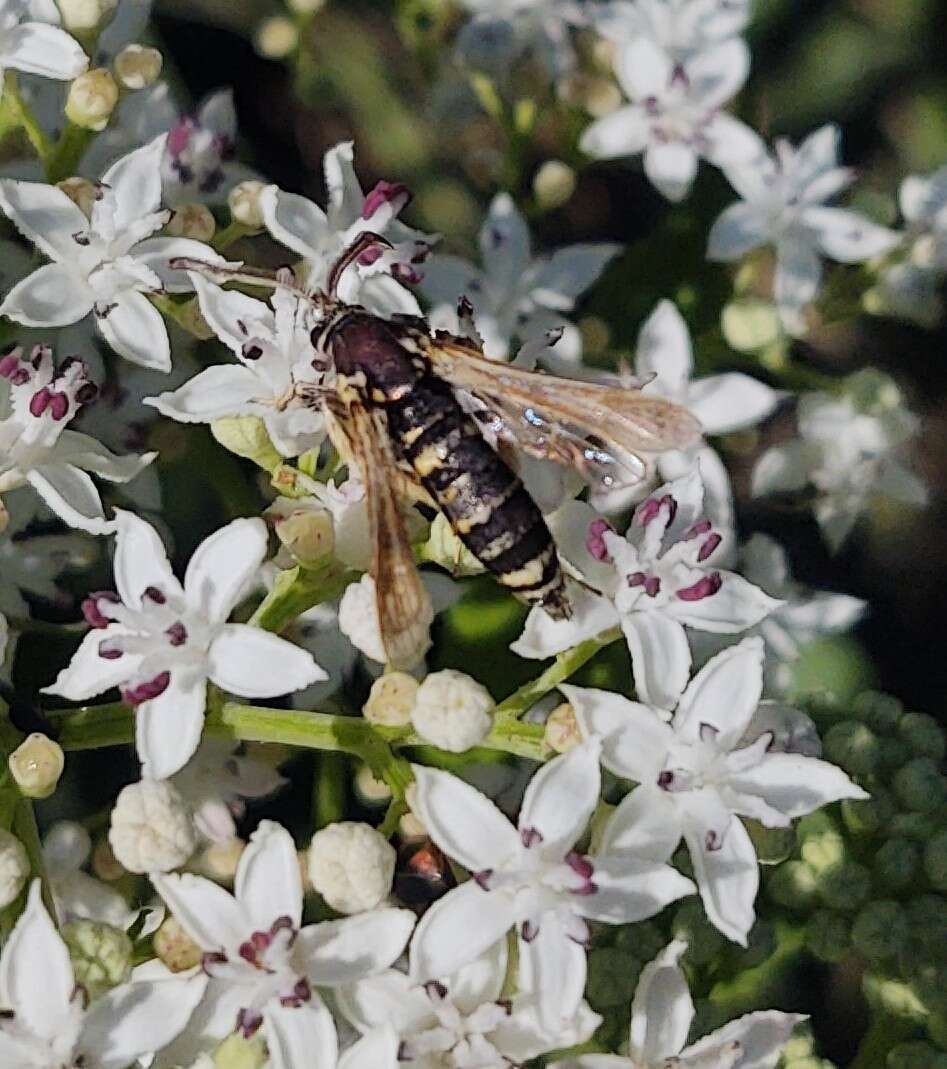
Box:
[420,192,620,362]
[108,779,197,874]
[261,141,434,316]
[408,741,695,1031]
[580,36,762,202]
[339,941,600,1069]
[0,879,206,1069]
[145,273,327,457]
[0,827,28,909]
[43,510,326,779]
[566,637,867,943]
[338,573,390,666]
[0,0,87,88]
[513,469,782,710]
[411,669,493,753]
[172,739,287,844]
[740,533,866,693]
[43,820,136,927]
[0,136,225,371]
[151,821,415,1069]
[752,377,927,552]
[595,0,752,62]
[307,821,396,914]
[553,938,804,1069]
[0,345,156,534]
[708,125,901,334]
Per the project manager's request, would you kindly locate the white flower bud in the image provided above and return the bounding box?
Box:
[355,763,392,804]
[227,180,267,230]
[8,733,65,798]
[532,160,576,211]
[255,16,299,59]
[58,0,117,33]
[287,0,326,13]
[307,821,395,914]
[62,919,132,998]
[363,671,418,727]
[65,69,120,132]
[166,203,217,243]
[154,914,202,973]
[411,669,492,753]
[113,44,163,90]
[338,574,388,664]
[108,780,196,874]
[92,837,125,881]
[544,702,582,754]
[201,837,245,883]
[0,828,29,909]
[266,496,335,566]
[56,176,97,218]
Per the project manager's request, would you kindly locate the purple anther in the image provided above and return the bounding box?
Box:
[676,572,722,602]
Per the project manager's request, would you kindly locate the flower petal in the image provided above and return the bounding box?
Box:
[80,972,209,1069]
[207,624,326,697]
[112,509,183,609]
[682,812,758,945]
[0,178,90,260]
[98,135,166,233]
[629,939,692,1064]
[674,637,764,748]
[687,373,780,435]
[728,752,867,818]
[0,261,93,326]
[96,291,171,371]
[579,104,650,160]
[773,237,822,324]
[409,880,516,983]
[190,272,274,354]
[265,1000,338,1069]
[298,908,416,985]
[518,912,587,1032]
[598,786,683,862]
[235,820,303,931]
[479,193,532,297]
[563,685,671,782]
[530,244,622,311]
[261,185,329,261]
[668,571,783,634]
[644,142,699,203]
[622,611,692,711]
[707,202,769,262]
[53,430,156,484]
[635,300,692,399]
[703,113,766,169]
[184,517,268,623]
[0,22,88,80]
[519,739,602,853]
[574,856,694,924]
[410,764,519,873]
[323,140,363,225]
[803,206,900,264]
[338,1024,400,1069]
[26,464,112,535]
[335,970,432,1034]
[144,364,265,425]
[151,872,249,952]
[41,625,138,701]
[751,440,820,497]
[134,237,226,292]
[682,1010,807,1069]
[615,37,672,100]
[511,588,619,659]
[136,673,207,780]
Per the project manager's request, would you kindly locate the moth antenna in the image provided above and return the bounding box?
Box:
[327,231,393,298]
[168,257,328,313]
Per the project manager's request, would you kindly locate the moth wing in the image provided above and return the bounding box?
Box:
[328,401,433,670]
[422,334,702,491]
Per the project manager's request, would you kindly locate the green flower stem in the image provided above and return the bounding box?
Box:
[45,121,94,184]
[492,626,622,722]
[312,752,347,830]
[212,221,255,252]
[1,72,53,164]
[248,563,359,634]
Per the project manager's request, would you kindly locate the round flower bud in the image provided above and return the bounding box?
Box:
[65,69,120,132]
[544,702,582,754]
[62,919,132,998]
[354,764,392,805]
[879,737,911,773]
[906,896,947,960]
[532,160,576,211]
[363,672,418,727]
[202,837,245,883]
[113,44,163,90]
[8,732,65,798]
[823,721,880,777]
[853,691,903,735]
[287,0,327,12]
[166,203,216,243]
[800,824,846,872]
[766,860,819,911]
[213,1032,268,1069]
[339,574,388,665]
[851,900,909,964]
[672,899,726,966]
[267,497,334,566]
[56,176,97,218]
[924,830,947,892]
[842,787,896,838]
[818,861,872,911]
[108,780,196,874]
[255,15,299,59]
[805,909,851,962]
[874,837,921,893]
[154,914,202,973]
[307,821,395,914]
[92,837,125,881]
[0,828,29,909]
[228,180,267,230]
[58,0,117,33]
[893,758,947,813]
[411,669,493,753]
[898,712,946,761]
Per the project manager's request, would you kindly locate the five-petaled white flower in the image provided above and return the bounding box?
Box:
[0,344,155,534]
[151,821,415,1069]
[707,125,900,334]
[752,378,927,552]
[0,0,87,89]
[0,879,206,1069]
[595,0,752,62]
[580,36,762,202]
[261,140,434,316]
[340,941,601,1069]
[42,510,326,779]
[408,740,695,1031]
[145,273,327,457]
[565,636,867,943]
[420,192,621,362]
[0,135,224,371]
[513,468,782,710]
[553,938,805,1069]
